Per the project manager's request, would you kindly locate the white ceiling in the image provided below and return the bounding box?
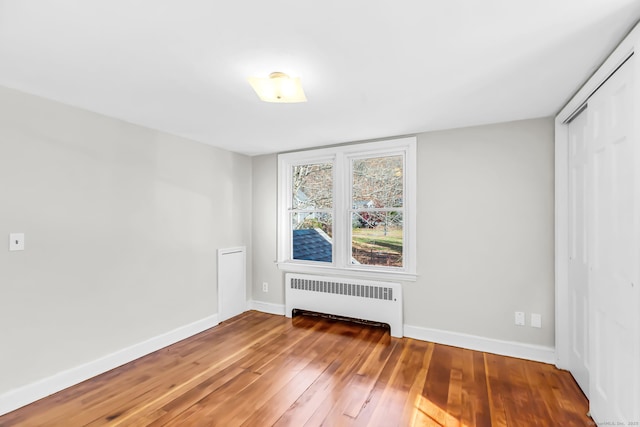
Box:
[1,1,639,156]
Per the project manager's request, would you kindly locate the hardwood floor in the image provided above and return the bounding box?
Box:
[0,311,592,426]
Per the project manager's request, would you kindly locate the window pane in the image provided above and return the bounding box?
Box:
[351,211,402,267]
[293,163,333,209]
[292,212,333,262]
[352,155,403,209]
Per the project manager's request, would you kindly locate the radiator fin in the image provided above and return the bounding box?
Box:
[290,277,394,301]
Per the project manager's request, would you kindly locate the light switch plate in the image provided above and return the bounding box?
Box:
[9,233,25,251]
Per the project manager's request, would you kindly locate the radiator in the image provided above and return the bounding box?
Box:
[285,273,403,337]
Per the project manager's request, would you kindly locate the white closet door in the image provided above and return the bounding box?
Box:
[567,108,590,397]
[587,57,639,424]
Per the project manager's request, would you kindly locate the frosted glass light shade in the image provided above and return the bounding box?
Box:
[248,72,307,103]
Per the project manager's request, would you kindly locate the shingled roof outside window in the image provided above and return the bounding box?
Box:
[292,228,332,262]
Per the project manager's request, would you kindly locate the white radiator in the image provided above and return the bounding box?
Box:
[285,273,403,337]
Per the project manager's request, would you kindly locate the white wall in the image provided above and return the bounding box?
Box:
[251,155,284,306]
[0,86,252,395]
[251,117,555,348]
[411,118,554,346]
[0,87,553,403]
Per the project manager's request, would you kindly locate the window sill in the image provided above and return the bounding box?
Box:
[276,262,418,282]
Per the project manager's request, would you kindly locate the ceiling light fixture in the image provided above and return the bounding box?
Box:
[248,72,307,103]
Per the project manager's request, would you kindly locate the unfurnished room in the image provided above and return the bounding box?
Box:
[1,1,640,426]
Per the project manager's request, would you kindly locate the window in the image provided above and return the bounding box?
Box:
[351,155,404,267]
[291,162,333,262]
[278,137,416,280]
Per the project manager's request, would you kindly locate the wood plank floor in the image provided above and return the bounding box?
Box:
[0,311,592,426]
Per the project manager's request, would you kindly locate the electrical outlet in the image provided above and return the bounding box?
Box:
[262,282,268,292]
[531,313,542,328]
[515,311,525,326]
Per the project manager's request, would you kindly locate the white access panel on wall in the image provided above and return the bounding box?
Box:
[217,247,247,322]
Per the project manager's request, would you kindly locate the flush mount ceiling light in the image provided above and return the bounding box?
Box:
[248,72,307,103]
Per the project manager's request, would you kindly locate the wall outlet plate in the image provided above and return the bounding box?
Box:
[515,311,525,326]
[531,313,542,328]
[9,233,25,251]
[262,282,268,292]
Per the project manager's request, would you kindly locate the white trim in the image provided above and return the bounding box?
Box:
[276,262,418,282]
[277,136,417,276]
[247,300,286,316]
[404,324,556,364]
[0,314,219,416]
[554,119,570,369]
[555,21,640,370]
[240,307,554,364]
[556,20,638,123]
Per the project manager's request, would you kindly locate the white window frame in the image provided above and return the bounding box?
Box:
[277,137,417,281]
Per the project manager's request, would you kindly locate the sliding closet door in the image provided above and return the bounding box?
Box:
[587,56,639,424]
[567,108,590,397]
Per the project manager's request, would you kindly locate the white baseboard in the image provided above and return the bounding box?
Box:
[244,305,554,364]
[248,300,286,316]
[404,324,556,364]
[0,314,219,417]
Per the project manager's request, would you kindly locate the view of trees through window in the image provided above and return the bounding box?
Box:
[290,156,404,267]
[351,155,403,267]
[291,163,333,262]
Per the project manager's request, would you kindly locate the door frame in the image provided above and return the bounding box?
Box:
[554,23,638,369]
[565,109,590,396]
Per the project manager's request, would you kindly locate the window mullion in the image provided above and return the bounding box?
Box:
[350,208,404,213]
[333,152,347,268]
[289,208,334,214]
